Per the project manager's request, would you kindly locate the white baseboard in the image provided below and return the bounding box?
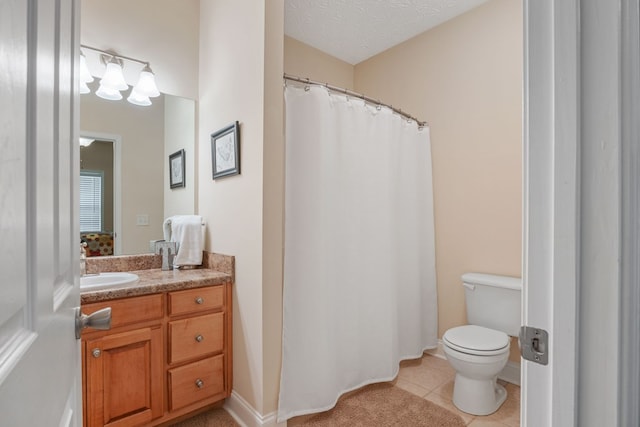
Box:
[424,341,446,359]
[224,390,286,427]
[425,340,521,386]
[499,360,521,386]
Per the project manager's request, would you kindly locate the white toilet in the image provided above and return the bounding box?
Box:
[443,272,521,416]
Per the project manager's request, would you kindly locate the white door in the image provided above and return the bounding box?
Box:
[0,0,82,425]
[523,1,636,425]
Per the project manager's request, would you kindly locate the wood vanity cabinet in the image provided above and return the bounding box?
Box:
[81,283,232,427]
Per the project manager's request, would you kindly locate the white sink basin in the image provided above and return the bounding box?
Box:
[81,272,139,291]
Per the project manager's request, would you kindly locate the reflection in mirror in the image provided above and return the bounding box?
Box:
[80,140,115,255]
[80,82,196,256]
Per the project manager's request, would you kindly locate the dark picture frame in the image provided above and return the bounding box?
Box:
[211,121,240,180]
[169,149,186,189]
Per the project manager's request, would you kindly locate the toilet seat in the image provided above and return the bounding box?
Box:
[443,325,509,356]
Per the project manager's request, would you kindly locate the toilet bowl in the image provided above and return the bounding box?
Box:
[443,325,510,415]
[442,273,521,416]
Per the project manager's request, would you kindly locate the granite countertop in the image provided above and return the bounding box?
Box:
[81,268,232,303]
[81,252,235,304]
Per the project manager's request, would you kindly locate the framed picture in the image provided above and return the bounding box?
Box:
[211,121,240,179]
[169,149,185,189]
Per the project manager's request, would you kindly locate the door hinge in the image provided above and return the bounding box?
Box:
[519,326,549,365]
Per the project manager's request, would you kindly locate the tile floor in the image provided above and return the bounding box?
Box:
[394,353,520,427]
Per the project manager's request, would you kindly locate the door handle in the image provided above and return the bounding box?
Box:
[75,307,112,339]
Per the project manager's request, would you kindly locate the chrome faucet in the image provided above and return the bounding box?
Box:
[155,241,177,271]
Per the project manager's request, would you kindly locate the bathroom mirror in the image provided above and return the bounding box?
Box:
[80,81,196,256]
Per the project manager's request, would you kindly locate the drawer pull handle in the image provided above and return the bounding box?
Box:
[195,334,204,342]
[195,379,204,389]
[92,348,101,358]
[195,297,204,305]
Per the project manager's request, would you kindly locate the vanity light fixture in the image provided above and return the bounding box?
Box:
[80,45,161,106]
[127,87,152,106]
[95,84,123,101]
[98,56,128,92]
[79,53,93,94]
[79,137,95,147]
[132,64,160,98]
[80,81,91,95]
[127,64,160,106]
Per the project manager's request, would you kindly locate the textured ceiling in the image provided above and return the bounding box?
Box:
[285,0,489,65]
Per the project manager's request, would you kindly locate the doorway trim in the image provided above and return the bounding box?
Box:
[79,131,122,255]
[522,1,579,425]
[524,0,640,425]
[620,0,640,424]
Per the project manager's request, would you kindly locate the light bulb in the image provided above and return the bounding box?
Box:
[99,58,128,91]
[80,80,90,94]
[96,84,123,101]
[79,137,95,147]
[127,87,152,106]
[132,65,160,98]
[80,54,94,83]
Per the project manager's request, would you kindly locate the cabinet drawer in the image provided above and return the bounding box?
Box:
[168,312,224,364]
[168,355,224,411]
[82,294,163,331]
[168,286,224,317]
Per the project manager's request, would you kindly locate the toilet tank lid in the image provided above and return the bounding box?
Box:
[461,272,521,290]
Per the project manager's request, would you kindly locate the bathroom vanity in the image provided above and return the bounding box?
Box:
[80,253,233,427]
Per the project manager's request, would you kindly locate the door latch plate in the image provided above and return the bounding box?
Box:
[519,326,549,365]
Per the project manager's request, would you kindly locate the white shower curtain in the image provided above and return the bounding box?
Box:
[277,85,438,422]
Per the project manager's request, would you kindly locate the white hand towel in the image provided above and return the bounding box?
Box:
[163,215,205,266]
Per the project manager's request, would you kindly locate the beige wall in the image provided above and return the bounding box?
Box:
[198,0,284,415]
[355,0,522,360]
[81,0,200,99]
[284,36,354,90]
[164,96,196,217]
[80,89,166,255]
[262,2,286,414]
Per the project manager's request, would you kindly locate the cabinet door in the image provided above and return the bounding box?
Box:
[85,326,163,427]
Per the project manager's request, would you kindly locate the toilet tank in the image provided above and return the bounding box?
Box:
[462,272,522,336]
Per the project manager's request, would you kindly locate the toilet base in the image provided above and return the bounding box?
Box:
[452,374,507,416]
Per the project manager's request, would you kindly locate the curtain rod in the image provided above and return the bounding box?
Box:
[283,73,427,128]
